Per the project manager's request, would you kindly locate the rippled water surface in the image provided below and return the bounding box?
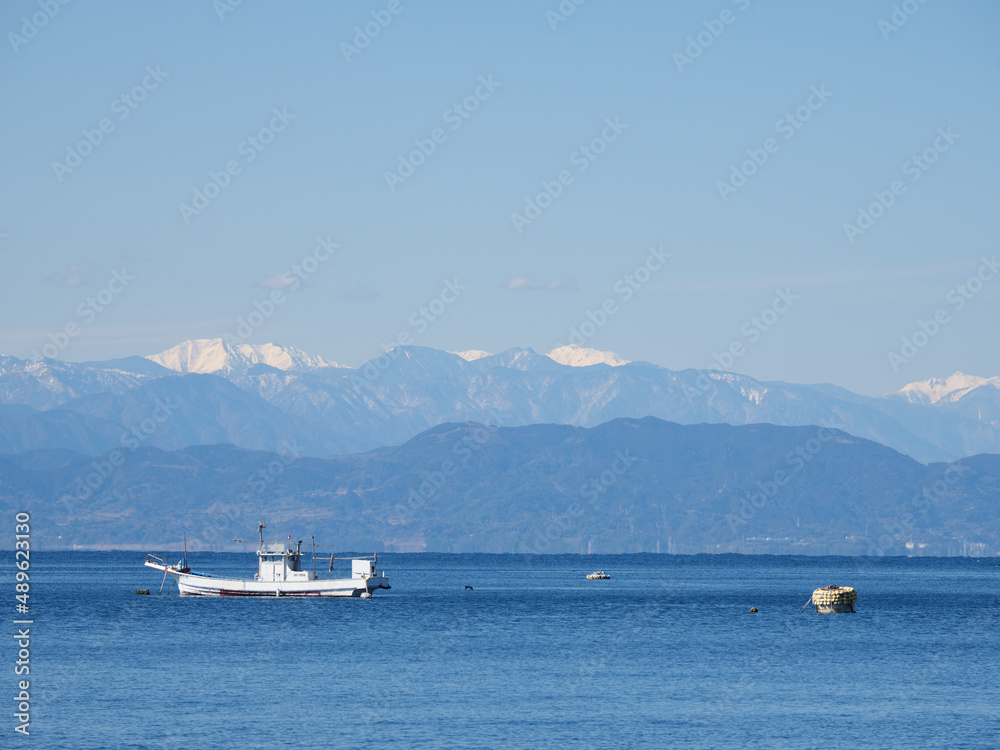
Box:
[12,552,1000,749]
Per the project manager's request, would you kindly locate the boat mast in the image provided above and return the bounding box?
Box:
[312,536,317,577]
[257,521,265,551]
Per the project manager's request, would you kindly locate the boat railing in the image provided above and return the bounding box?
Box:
[145,553,167,566]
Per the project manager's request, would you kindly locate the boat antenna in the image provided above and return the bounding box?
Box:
[258,521,265,550]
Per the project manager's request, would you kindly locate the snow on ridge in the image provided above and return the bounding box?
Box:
[146,338,346,373]
[893,372,1000,404]
[449,350,492,362]
[545,345,630,367]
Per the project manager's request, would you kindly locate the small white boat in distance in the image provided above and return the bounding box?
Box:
[586,571,611,580]
[144,522,390,598]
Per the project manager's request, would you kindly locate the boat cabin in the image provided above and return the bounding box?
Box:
[256,542,317,583]
[254,541,377,583]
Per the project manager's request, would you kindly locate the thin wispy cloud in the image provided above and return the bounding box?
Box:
[46,262,95,287]
[503,276,578,291]
[342,284,379,300]
[258,272,297,291]
[45,249,147,289]
[677,263,967,293]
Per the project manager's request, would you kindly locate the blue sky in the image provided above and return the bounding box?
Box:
[1,0,997,395]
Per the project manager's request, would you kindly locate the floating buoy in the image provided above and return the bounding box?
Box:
[750,607,758,612]
[135,589,150,595]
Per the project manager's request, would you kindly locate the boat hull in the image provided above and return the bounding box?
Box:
[146,562,389,597]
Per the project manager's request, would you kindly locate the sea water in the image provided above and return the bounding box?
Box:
[8,552,999,749]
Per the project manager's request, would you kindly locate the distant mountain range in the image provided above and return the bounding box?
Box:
[0,339,998,463]
[2,418,996,554]
[147,338,347,373]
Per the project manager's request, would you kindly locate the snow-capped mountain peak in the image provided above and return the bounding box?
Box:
[892,372,1000,404]
[146,338,345,374]
[546,345,630,367]
[449,349,492,362]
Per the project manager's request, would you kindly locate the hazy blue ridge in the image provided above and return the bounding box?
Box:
[2,417,996,555]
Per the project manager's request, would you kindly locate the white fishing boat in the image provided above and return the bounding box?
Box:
[144,522,390,598]
[586,570,611,580]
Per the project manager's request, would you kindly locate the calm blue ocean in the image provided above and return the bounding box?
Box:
[7,552,999,749]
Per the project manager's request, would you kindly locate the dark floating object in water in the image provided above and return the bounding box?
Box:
[135,589,150,595]
[465,585,474,590]
[750,607,758,612]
